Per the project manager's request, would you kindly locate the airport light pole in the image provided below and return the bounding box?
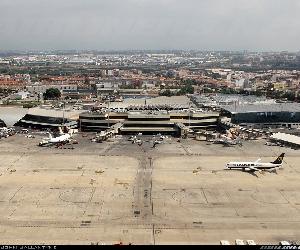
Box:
[62,101,65,129]
[107,99,110,129]
[144,89,147,106]
[188,101,191,128]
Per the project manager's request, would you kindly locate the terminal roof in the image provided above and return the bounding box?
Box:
[222,103,300,114]
[271,132,300,146]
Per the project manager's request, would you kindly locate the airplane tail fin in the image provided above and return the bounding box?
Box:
[48,132,53,140]
[271,153,285,164]
[58,127,64,135]
[65,126,71,134]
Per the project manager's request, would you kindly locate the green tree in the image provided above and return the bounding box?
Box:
[160,89,174,97]
[43,88,61,100]
[211,73,221,79]
[177,83,194,95]
[282,91,295,101]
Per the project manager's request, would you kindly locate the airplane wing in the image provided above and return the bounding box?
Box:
[247,166,260,172]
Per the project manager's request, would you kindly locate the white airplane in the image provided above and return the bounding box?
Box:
[128,136,137,142]
[213,137,242,147]
[134,138,143,145]
[152,140,163,148]
[226,153,285,172]
[39,132,72,147]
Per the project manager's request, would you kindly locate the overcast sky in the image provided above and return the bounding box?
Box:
[0,0,299,51]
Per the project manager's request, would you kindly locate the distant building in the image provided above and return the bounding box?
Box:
[272,82,287,91]
[62,89,94,100]
[96,81,119,96]
[235,79,245,89]
[26,84,77,94]
[242,77,251,89]
[11,91,30,100]
[177,69,189,78]
[107,70,114,76]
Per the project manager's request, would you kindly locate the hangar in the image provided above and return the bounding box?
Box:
[0,107,28,127]
[15,107,81,129]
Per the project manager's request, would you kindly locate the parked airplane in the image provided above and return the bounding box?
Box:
[128,136,137,142]
[152,140,162,148]
[39,132,72,147]
[133,138,143,145]
[0,127,15,138]
[213,137,243,147]
[225,153,285,172]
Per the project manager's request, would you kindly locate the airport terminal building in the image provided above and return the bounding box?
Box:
[4,95,218,136]
[221,103,300,129]
[79,111,219,136]
[78,95,219,136]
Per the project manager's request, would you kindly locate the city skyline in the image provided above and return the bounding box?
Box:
[0,0,300,51]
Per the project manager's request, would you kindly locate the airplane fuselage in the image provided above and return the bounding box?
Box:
[39,133,71,146]
[226,162,281,171]
[49,134,71,143]
[226,153,285,172]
